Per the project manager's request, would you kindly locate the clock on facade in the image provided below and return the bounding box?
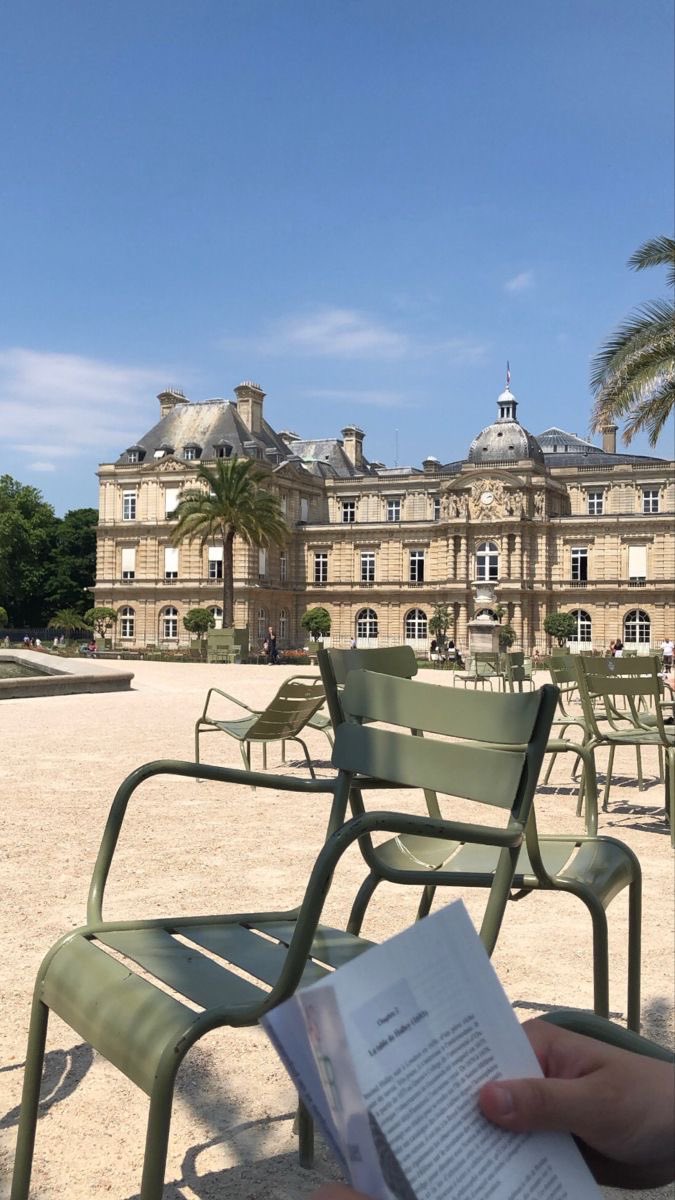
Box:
[480,491,494,506]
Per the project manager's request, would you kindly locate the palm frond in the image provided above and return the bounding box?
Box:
[628,236,675,289]
[621,376,675,446]
[590,301,675,393]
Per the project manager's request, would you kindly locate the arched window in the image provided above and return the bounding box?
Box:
[119,606,135,639]
[162,606,178,639]
[257,607,268,640]
[476,541,499,581]
[279,608,288,640]
[569,609,592,644]
[624,609,650,645]
[405,608,427,640]
[209,606,223,630]
[356,608,378,641]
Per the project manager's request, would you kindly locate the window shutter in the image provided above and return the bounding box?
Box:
[259,548,268,574]
[164,547,179,573]
[628,545,647,578]
[121,548,136,573]
[208,546,223,562]
[165,487,179,516]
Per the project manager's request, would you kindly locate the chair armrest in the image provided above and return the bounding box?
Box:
[201,687,258,720]
[87,759,339,923]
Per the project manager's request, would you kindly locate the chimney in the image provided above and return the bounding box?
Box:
[602,424,618,455]
[157,388,188,420]
[234,380,265,434]
[341,424,365,468]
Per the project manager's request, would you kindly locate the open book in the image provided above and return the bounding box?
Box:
[262,901,601,1200]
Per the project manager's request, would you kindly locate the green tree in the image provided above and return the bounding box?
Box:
[590,236,675,446]
[498,623,517,650]
[45,507,98,615]
[183,608,215,657]
[0,475,58,625]
[428,602,451,645]
[0,605,8,627]
[85,606,117,639]
[171,457,288,629]
[544,611,577,647]
[50,608,91,635]
[301,606,331,641]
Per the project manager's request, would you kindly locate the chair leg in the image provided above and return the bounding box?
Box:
[194,721,201,766]
[293,737,316,780]
[347,874,381,935]
[10,995,50,1200]
[602,743,615,811]
[627,876,642,1033]
[585,894,611,1020]
[239,742,251,772]
[296,1097,315,1168]
[416,883,437,920]
[139,1058,182,1199]
[543,749,558,785]
[635,744,644,792]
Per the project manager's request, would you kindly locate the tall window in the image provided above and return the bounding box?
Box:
[208,546,223,580]
[356,608,378,640]
[405,608,427,640]
[587,491,604,515]
[162,607,178,639]
[122,491,137,521]
[386,498,401,522]
[571,547,588,581]
[209,606,223,629]
[164,547,179,580]
[259,548,268,577]
[642,489,659,514]
[342,499,356,523]
[433,497,441,521]
[183,445,199,460]
[409,550,425,582]
[257,607,268,639]
[280,494,287,516]
[164,487,180,518]
[361,551,375,583]
[280,551,287,582]
[628,545,647,582]
[300,498,309,522]
[314,552,328,583]
[476,541,499,581]
[624,609,650,644]
[279,608,288,640]
[119,607,135,639]
[569,610,592,643]
[121,547,136,580]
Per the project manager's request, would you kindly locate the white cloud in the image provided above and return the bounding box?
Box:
[504,271,535,294]
[223,307,487,365]
[308,388,408,409]
[0,348,170,464]
[224,307,409,359]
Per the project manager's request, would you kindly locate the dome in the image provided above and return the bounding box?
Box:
[467,388,545,466]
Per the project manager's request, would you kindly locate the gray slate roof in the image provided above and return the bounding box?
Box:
[118,400,291,466]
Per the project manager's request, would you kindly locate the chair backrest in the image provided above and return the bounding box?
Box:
[317,645,418,730]
[333,670,559,949]
[574,654,667,738]
[247,675,328,739]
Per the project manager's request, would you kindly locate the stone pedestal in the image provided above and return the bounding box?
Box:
[467,619,500,655]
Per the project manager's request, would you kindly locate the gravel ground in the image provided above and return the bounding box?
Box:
[0,660,672,1200]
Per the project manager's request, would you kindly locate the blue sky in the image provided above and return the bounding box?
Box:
[1,0,673,515]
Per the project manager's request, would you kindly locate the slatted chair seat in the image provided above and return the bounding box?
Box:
[12,671,558,1200]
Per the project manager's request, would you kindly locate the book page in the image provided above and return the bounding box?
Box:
[265,902,602,1200]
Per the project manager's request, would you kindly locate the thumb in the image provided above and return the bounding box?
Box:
[479,1074,603,1136]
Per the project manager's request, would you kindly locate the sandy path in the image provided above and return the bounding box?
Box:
[0,661,672,1200]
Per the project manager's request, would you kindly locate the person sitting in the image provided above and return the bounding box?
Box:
[308,1019,675,1198]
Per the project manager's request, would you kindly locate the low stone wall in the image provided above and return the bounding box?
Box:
[0,652,134,699]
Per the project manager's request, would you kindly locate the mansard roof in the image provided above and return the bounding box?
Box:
[286,437,375,479]
[536,426,667,468]
[116,400,292,467]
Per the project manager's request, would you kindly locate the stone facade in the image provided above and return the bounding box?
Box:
[94,382,675,654]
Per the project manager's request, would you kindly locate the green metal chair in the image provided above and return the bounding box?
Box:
[319,656,640,1030]
[573,654,674,844]
[11,670,557,1200]
[502,650,536,693]
[194,673,331,775]
[453,650,504,690]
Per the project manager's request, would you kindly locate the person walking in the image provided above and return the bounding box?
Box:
[661,637,674,671]
[265,625,278,665]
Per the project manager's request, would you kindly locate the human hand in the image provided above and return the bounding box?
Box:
[479,1018,675,1189]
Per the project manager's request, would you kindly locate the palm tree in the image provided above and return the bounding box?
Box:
[171,457,289,629]
[590,236,675,446]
